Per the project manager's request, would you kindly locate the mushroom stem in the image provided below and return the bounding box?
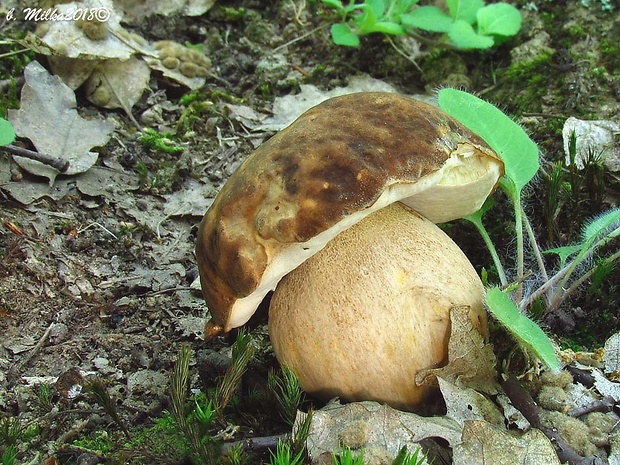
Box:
[268,202,488,410]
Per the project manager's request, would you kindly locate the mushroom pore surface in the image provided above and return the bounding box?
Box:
[196,92,503,336]
[268,202,487,410]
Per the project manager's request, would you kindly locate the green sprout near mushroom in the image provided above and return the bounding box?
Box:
[438,88,620,372]
[322,0,522,50]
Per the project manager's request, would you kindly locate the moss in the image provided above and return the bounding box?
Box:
[492,51,556,114]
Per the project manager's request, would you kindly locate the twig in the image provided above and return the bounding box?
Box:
[567,396,616,418]
[502,376,594,465]
[220,433,288,454]
[1,144,70,172]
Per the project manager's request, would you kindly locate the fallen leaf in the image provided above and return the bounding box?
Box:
[454,420,561,465]
[438,377,505,427]
[7,61,114,183]
[20,0,148,61]
[416,306,498,394]
[295,400,461,462]
[85,58,150,115]
[605,332,620,375]
[47,56,99,90]
[143,40,211,90]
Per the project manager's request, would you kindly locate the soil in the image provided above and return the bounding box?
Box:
[0,0,619,464]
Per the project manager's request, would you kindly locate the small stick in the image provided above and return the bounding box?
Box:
[502,376,592,465]
[220,433,288,454]
[1,144,70,172]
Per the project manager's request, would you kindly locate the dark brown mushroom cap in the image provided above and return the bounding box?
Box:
[196,92,504,335]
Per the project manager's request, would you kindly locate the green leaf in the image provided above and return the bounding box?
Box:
[322,0,345,10]
[447,0,484,23]
[485,287,560,372]
[448,20,494,49]
[476,3,522,37]
[0,117,16,146]
[582,208,620,243]
[401,6,454,32]
[330,23,361,46]
[438,88,539,194]
[543,244,582,267]
[367,21,406,35]
[367,0,386,17]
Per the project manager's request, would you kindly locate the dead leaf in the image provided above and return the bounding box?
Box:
[295,400,461,462]
[416,306,498,394]
[7,61,114,183]
[438,377,505,427]
[605,332,620,375]
[143,41,211,90]
[20,0,148,61]
[47,56,99,90]
[85,58,150,114]
[454,420,561,465]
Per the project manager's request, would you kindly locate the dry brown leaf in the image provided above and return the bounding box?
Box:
[7,61,114,183]
[605,332,620,375]
[296,400,461,462]
[438,377,505,427]
[416,306,498,394]
[20,0,148,61]
[85,58,150,114]
[454,420,561,465]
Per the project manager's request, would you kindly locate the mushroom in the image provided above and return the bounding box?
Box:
[195,92,504,409]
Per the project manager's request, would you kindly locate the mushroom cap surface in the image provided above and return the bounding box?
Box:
[268,202,487,409]
[196,92,503,334]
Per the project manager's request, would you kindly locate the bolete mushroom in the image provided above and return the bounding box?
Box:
[196,92,504,409]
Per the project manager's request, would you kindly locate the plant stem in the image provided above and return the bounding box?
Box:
[523,213,549,282]
[470,218,508,287]
[514,196,525,302]
[547,248,620,313]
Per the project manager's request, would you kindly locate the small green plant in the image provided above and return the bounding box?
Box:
[268,365,305,426]
[214,330,256,416]
[321,0,521,49]
[269,440,305,465]
[1,445,16,465]
[0,118,15,146]
[438,88,620,371]
[391,445,430,464]
[333,447,364,465]
[138,128,184,154]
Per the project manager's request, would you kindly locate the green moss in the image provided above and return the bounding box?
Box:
[600,38,620,74]
[499,51,555,112]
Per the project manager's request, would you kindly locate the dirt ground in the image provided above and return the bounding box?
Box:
[1,0,619,464]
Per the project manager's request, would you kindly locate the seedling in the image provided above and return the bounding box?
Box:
[269,440,305,465]
[333,447,364,465]
[438,88,620,372]
[322,0,521,49]
[268,365,305,426]
[392,446,431,465]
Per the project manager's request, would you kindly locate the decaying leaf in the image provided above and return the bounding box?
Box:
[7,61,114,183]
[47,56,100,90]
[438,377,505,427]
[454,420,561,465]
[416,306,498,394]
[21,0,150,61]
[605,332,620,375]
[85,58,150,115]
[143,41,211,90]
[295,400,461,462]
